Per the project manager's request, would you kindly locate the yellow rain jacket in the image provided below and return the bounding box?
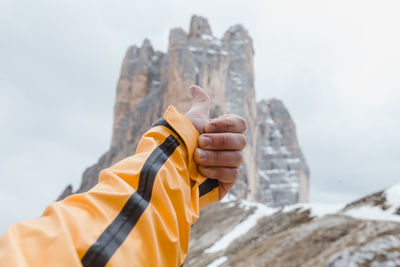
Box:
[0,106,220,267]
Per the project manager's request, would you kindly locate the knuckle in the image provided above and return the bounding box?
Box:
[240,135,247,149]
[226,167,239,178]
[237,152,243,164]
[222,168,239,182]
[240,118,247,132]
[233,168,239,178]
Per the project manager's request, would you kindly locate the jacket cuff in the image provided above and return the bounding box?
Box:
[164,106,202,183]
[163,106,219,207]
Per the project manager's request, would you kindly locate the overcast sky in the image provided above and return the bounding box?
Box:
[1,0,399,233]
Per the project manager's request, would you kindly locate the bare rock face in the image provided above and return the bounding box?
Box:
[60,15,309,206]
[257,99,310,206]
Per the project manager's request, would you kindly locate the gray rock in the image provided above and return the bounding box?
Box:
[59,15,309,207]
[257,99,309,206]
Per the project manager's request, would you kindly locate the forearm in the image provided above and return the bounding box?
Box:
[0,106,219,267]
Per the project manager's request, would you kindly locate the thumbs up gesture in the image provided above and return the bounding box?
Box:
[185,85,247,200]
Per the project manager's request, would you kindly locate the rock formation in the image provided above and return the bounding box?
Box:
[55,15,400,266]
[58,15,309,207]
[257,99,309,206]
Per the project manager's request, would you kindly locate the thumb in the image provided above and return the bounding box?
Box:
[186,85,210,119]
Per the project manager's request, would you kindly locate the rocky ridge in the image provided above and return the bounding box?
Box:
[58,15,309,207]
[187,184,400,266]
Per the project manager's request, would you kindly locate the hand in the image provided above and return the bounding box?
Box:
[185,85,247,200]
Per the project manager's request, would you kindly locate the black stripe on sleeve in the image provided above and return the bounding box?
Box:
[152,118,181,140]
[81,135,180,267]
[199,178,219,197]
[153,119,218,199]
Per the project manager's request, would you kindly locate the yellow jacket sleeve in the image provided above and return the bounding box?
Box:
[0,106,219,267]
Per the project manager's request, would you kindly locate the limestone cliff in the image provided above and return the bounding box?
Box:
[58,15,309,206]
[257,99,309,206]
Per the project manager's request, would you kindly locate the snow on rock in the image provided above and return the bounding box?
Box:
[207,256,227,267]
[201,34,213,41]
[220,193,237,203]
[205,200,276,253]
[188,186,400,266]
[385,183,400,211]
[188,46,199,52]
[283,203,344,218]
[202,200,340,255]
[256,99,309,207]
[343,183,400,222]
[328,235,400,267]
[259,170,270,181]
[344,205,400,223]
[220,50,229,56]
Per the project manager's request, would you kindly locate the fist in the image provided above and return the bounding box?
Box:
[185,85,247,199]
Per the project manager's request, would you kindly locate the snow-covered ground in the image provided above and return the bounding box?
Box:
[207,256,227,267]
[203,183,400,265]
[343,183,400,222]
[205,199,344,256]
[283,202,344,217]
[205,200,276,253]
[328,235,400,266]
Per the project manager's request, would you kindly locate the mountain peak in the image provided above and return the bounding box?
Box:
[139,38,154,57]
[169,27,188,47]
[188,15,212,39]
[223,24,250,40]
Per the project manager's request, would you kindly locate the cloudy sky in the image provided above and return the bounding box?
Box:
[1,0,399,233]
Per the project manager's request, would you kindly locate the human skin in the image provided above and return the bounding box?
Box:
[185,85,247,199]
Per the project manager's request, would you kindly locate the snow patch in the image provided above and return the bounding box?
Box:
[220,193,237,203]
[264,169,286,174]
[201,34,213,41]
[266,118,274,124]
[344,205,400,222]
[385,183,400,211]
[207,256,227,267]
[270,183,298,190]
[212,39,222,46]
[344,183,400,222]
[262,146,290,156]
[259,170,270,181]
[328,235,400,267]
[263,146,278,155]
[229,71,243,91]
[188,46,199,52]
[205,200,276,253]
[284,203,344,218]
[286,158,300,164]
[272,129,282,138]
